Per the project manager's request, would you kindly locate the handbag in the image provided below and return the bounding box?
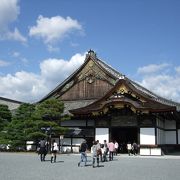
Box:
[97,148,102,156]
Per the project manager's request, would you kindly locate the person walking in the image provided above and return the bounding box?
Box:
[78,140,88,167]
[127,142,132,156]
[91,141,99,168]
[102,140,108,162]
[96,140,102,162]
[39,138,47,162]
[108,140,115,161]
[114,140,119,156]
[51,140,58,163]
[132,141,138,155]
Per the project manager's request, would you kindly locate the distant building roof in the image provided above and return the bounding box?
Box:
[0,96,23,111]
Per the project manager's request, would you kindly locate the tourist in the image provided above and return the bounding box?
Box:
[127,142,132,156]
[102,140,108,162]
[91,141,99,168]
[96,140,102,162]
[114,140,119,156]
[39,138,47,162]
[108,140,115,161]
[78,140,88,167]
[132,141,138,155]
[51,139,59,163]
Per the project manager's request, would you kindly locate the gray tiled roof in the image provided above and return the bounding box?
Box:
[96,58,180,111]
[0,97,22,110]
[63,100,95,115]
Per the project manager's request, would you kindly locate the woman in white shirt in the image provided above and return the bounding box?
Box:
[51,140,59,163]
[127,142,132,156]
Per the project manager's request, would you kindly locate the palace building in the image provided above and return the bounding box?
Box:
[40,50,180,155]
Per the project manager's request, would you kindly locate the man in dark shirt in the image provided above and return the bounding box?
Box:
[78,140,88,167]
[39,138,47,161]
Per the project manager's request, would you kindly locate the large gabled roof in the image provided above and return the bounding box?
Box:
[39,50,180,111]
[39,50,123,102]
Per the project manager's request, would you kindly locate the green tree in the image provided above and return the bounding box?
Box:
[0,103,36,149]
[0,104,12,131]
[33,98,68,139]
[0,99,68,150]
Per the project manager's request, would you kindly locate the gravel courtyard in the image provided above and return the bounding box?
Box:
[0,152,180,180]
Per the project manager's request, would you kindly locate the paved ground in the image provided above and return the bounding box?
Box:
[0,152,180,180]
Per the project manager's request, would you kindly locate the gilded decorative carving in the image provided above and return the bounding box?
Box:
[77,59,115,84]
[117,84,128,94]
[86,75,95,84]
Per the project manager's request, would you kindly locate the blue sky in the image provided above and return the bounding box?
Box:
[0,0,180,103]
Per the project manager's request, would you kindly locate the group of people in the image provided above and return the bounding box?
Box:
[38,138,59,163]
[127,141,139,156]
[38,138,139,166]
[78,139,120,168]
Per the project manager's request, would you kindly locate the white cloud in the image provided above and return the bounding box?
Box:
[6,28,27,43]
[40,53,85,88]
[0,52,85,102]
[29,15,82,45]
[0,0,19,29]
[0,0,26,43]
[0,60,10,67]
[0,71,47,103]
[137,63,170,74]
[175,66,180,74]
[136,63,180,103]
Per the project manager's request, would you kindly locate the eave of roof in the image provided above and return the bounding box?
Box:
[0,96,23,104]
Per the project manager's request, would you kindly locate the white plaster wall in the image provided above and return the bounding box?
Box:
[140,148,150,155]
[140,128,155,145]
[165,120,176,129]
[95,128,109,144]
[178,130,180,144]
[150,148,162,155]
[165,131,176,144]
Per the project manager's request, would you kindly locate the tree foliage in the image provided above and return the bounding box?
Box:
[35,98,64,121]
[0,104,12,131]
[0,99,68,150]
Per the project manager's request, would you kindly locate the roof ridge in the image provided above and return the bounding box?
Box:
[128,78,180,109]
[96,58,123,78]
[0,96,23,104]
